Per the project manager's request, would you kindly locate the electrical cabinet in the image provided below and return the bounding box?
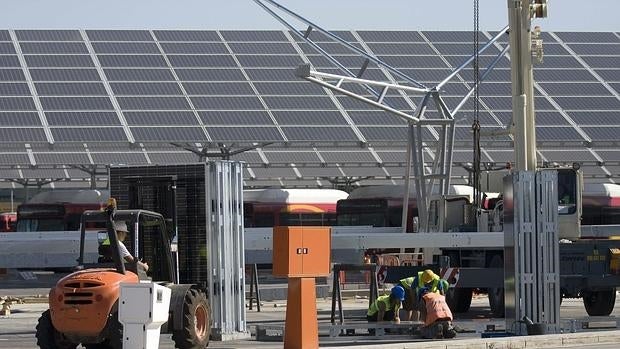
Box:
[272,226,331,277]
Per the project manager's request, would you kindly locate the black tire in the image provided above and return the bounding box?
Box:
[488,255,505,318]
[172,288,212,349]
[35,310,78,349]
[583,288,616,316]
[446,287,473,313]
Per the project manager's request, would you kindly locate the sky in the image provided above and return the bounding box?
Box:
[0,0,618,32]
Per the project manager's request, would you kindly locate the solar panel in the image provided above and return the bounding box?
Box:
[263,96,336,109]
[131,126,205,142]
[86,30,153,42]
[92,42,160,54]
[91,152,148,164]
[581,56,620,69]
[306,55,376,69]
[0,96,36,110]
[30,68,101,82]
[568,111,620,125]
[35,82,108,96]
[0,69,25,81]
[236,55,304,68]
[297,167,343,177]
[46,111,120,126]
[0,56,21,67]
[0,31,11,41]
[116,96,190,110]
[538,82,613,96]
[20,42,88,54]
[379,55,450,68]
[443,55,510,69]
[366,43,436,55]
[320,150,376,163]
[554,96,620,110]
[0,128,47,142]
[594,150,620,161]
[228,42,297,55]
[98,55,167,68]
[582,127,620,141]
[433,43,501,55]
[147,152,198,164]
[153,30,220,42]
[297,42,364,55]
[15,30,82,41]
[34,152,91,164]
[0,43,16,54]
[534,111,570,126]
[295,30,358,43]
[199,110,274,125]
[104,68,175,82]
[175,68,246,81]
[0,111,41,126]
[160,42,228,54]
[124,111,198,125]
[282,126,358,141]
[206,126,283,141]
[264,151,320,163]
[220,30,287,42]
[422,31,488,43]
[0,153,30,165]
[168,55,237,68]
[244,68,298,81]
[254,82,325,95]
[191,96,264,110]
[534,69,597,82]
[0,83,30,96]
[40,96,114,110]
[555,32,619,43]
[593,69,620,82]
[110,82,183,96]
[272,110,347,125]
[539,44,570,55]
[356,31,424,43]
[536,127,584,141]
[540,149,597,162]
[25,55,93,68]
[568,43,620,55]
[183,82,255,95]
[51,127,127,142]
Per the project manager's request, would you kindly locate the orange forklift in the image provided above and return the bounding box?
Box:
[35,200,211,349]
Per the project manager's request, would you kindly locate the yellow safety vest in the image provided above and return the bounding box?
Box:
[367,295,399,316]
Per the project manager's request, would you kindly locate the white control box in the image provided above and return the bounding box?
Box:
[119,282,171,349]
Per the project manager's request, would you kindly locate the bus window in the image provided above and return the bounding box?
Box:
[253,213,275,228]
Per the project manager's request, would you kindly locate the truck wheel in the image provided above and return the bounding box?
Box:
[446,288,472,313]
[583,288,616,316]
[172,288,211,349]
[487,255,504,317]
[36,310,78,349]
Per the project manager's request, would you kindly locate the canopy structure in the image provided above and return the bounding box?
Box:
[0,29,618,189]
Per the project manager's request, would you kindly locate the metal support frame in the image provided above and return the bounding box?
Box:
[255,0,510,232]
[504,170,559,335]
[206,160,249,340]
[331,264,379,325]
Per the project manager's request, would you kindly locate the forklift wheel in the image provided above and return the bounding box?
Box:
[172,288,212,349]
[36,310,78,349]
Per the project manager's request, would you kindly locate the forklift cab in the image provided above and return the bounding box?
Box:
[77,209,176,283]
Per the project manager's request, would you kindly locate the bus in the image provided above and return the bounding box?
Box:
[581,183,620,225]
[244,188,349,227]
[16,190,109,232]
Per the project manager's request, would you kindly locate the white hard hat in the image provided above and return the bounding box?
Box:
[114,221,128,232]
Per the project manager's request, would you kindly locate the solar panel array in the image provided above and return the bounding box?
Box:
[0,29,619,188]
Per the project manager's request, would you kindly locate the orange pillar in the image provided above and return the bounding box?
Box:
[284,277,319,349]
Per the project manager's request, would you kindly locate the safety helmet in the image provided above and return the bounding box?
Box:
[113,221,128,233]
[421,269,436,284]
[391,285,405,301]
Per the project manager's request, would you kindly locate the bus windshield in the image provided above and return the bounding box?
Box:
[336,199,389,227]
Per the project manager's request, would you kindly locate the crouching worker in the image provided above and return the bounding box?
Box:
[418,288,456,339]
[367,286,405,323]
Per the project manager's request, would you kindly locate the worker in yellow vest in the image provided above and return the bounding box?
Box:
[367,286,404,323]
[418,288,456,339]
[398,269,449,321]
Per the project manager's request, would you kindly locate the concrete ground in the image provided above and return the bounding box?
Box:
[1,270,620,348]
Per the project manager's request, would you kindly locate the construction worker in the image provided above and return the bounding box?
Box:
[418,288,456,339]
[399,269,449,321]
[367,285,404,323]
[102,221,149,271]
